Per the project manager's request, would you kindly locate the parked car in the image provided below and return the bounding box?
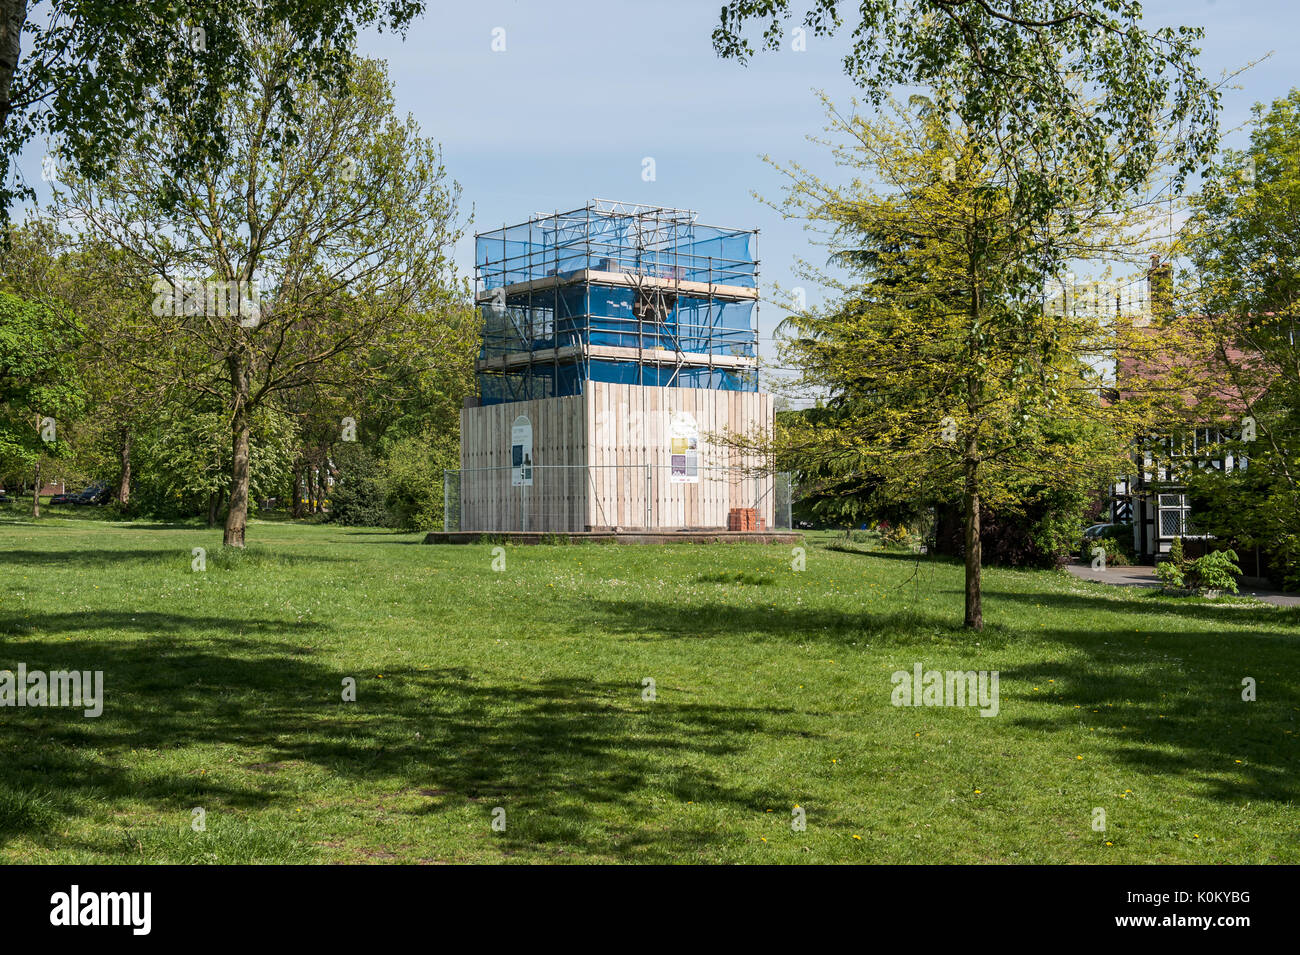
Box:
[52,482,111,506]
[0,487,9,503]
[71,482,112,506]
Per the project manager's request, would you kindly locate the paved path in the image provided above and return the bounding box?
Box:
[1065,562,1300,608]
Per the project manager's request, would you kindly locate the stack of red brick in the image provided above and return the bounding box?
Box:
[728,508,761,531]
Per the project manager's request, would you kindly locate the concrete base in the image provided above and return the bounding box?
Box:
[424,530,802,545]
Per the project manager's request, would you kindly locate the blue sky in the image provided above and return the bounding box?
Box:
[351,0,1296,368]
[14,0,1298,392]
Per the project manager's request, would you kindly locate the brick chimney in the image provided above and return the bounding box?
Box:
[1148,254,1173,321]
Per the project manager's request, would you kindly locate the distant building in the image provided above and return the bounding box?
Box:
[1111,261,1258,564]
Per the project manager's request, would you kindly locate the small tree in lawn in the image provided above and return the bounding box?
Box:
[59,35,463,546]
[767,97,1167,629]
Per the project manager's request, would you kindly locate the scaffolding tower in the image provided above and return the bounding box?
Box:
[474,199,760,406]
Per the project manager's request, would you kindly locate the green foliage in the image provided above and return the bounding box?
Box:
[713,0,1218,214]
[1157,538,1241,595]
[326,430,458,531]
[1191,550,1242,595]
[133,403,297,520]
[382,431,456,531]
[328,443,392,528]
[1,1,430,222]
[1155,559,1185,590]
[769,97,1156,624]
[55,47,465,545]
[1180,90,1300,591]
[1081,523,1135,569]
[0,290,84,476]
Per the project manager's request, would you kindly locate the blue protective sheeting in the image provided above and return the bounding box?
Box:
[476,202,759,406]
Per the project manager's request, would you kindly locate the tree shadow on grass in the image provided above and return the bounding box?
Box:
[994,631,1300,806]
[551,596,973,649]
[984,586,1300,631]
[561,592,1300,809]
[0,548,183,568]
[0,614,800,862]
[0,547,350,569]
[818,546,948,565]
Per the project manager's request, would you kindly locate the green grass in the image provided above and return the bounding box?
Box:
[0,517,1297,864]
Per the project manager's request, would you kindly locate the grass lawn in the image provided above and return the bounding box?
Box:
[0,517,1297,864]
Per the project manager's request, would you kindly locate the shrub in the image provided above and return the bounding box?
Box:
[1155,560,1185,589]
[383,432,456,531]
[882,522,914,547]
[1188,549,1241,594]
[1086,525,1135,567]
[329,444,391,527]
[1157,537,1240,595]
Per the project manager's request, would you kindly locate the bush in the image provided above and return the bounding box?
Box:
[936,490,1090,569]
[1157,537,1241,595]
[1155,560,1185,589]
[328,444,391,527]
[1189,549,1241,594]
[382,433,452,531]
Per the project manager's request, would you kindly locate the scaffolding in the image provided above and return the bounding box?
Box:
[474,199,760,405]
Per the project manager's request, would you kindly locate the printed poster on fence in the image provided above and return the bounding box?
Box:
[511,415,533,487]
[669,411,699,484]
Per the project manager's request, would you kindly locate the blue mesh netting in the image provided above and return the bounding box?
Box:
[477,208,756,290]
[476,203,758,406]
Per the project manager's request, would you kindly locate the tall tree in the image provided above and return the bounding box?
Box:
[1,220,169,507]
[0,287,82,512]
[59,37,463,546]
[766,97,1165,629]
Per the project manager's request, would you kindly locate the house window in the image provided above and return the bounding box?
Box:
[1156,493,1201,538]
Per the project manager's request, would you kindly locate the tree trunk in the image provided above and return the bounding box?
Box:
[31,458,39,518]
[0,0,27,131]
[291,461,305,518]
[207,492,218,528]
[223,352,252,547]
[116,427,131,505]
[964,243,983,632]
[963,456,982,631]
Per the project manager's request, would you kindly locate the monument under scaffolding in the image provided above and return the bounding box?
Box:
[452,200,780,534]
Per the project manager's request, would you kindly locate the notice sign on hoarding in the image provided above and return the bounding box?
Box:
[511,415,533,487]
[669,411,699,484]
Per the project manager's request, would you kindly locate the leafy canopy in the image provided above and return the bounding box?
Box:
[713,0,1218,221]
